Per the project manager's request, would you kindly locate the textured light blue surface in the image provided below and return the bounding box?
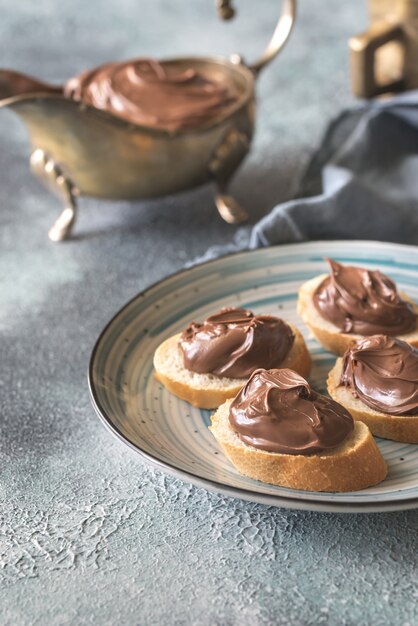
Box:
[3,1,418,625]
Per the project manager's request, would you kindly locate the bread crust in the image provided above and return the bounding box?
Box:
[154,324,311,409]
[297,274,418,355]
[328,358,418,443]
[154,368,239,410]
[210,399,387,492]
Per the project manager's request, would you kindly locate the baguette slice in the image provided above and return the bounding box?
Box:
[154,325,311,409]
[328,358,418,443]
[210,398,387,492]
[298,274,418,355]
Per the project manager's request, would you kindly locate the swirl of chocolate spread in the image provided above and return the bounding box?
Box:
[229,368,354,454]
[340,335,418,415]
[179,307,294,379]
[64,58,240,131]
[313,259,417,335]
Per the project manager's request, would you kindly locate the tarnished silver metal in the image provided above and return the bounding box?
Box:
[218,0,296,74]
[30,149,78,241]
[214,192,248,224]
[216,0,235,20]
[349,0,418,98]
[0,1,296,241]
[209,128,250,223]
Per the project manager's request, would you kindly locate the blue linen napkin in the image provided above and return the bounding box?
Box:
[250,90,418,248]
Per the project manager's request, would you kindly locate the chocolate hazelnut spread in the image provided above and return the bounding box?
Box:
[313,259,417,335]
[179,307,294,379]
[64,58,240,131]
[229,368,354,454]
[340,335,418,415]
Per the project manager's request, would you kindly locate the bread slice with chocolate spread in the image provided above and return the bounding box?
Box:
[210,393,387,493]
[328,356,418,444]
[154,324,311,409]
[298,273,418,356]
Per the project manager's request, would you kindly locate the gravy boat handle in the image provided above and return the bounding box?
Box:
[217,0,297,75]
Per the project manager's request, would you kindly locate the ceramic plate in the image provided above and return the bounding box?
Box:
[89,241,418,513]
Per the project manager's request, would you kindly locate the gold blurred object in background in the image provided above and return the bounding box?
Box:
[350,0,418,98]
[0,0,296,241]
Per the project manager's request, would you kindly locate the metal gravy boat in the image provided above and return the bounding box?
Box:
[0,0,296,241]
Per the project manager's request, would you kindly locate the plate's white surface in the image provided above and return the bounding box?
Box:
[89,241,418,512]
